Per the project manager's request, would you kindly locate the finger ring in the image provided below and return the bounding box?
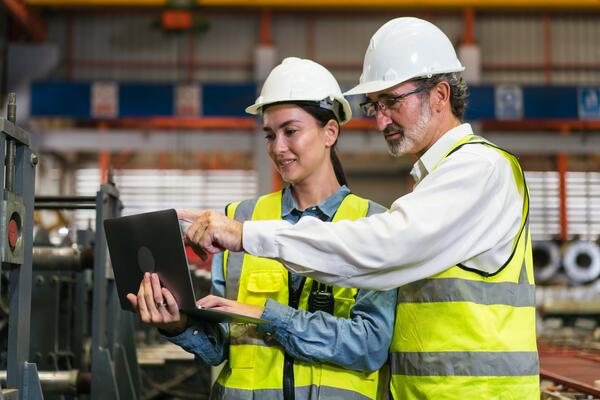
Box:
[156,300,166,308]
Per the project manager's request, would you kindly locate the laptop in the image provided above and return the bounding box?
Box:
[104,208,265,324]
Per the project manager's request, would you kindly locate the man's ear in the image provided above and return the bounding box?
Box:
[430,81,451,113]
[324,119,340,148]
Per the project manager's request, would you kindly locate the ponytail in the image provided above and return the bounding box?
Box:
[330,147,347,186]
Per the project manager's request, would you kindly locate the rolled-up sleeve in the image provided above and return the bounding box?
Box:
[256,288,397,372]
[166,322,228,366]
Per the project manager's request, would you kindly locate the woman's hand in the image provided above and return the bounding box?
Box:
[197,294,264,319]
[126,272,188,336]
[177,210,244,260]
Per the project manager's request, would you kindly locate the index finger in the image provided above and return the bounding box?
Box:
[186,214,207,242]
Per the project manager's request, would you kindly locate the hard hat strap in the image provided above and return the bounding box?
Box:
[318,99,343,123]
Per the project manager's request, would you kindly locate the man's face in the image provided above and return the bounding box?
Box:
[367,82,433,157]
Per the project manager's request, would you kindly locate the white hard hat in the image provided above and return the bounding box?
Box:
[345,17,465,96]
[246,57,352,125]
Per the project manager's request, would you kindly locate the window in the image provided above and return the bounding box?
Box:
[75,168,257,230]
[526,171,600,241]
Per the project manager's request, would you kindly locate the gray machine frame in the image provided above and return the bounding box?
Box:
[0,94,43,399]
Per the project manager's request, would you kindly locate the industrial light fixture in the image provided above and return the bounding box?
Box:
[159,0,208,32]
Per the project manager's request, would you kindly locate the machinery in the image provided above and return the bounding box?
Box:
[0,93,140,399]
[30,183,141,399]
[0,93,43,399]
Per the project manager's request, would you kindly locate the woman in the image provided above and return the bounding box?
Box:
[128,57,396,400]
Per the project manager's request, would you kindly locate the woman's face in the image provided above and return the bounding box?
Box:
[263,104,338,186]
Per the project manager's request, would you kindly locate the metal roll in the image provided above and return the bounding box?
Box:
[532,241,561,283]
[563,241,600,284]
[32,245,94,271]
[0,370,90,395]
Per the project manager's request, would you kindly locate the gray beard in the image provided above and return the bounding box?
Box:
[385,103,432,158]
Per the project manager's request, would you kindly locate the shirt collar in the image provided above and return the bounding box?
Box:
[410,123,473,184]
[281,185,351,219]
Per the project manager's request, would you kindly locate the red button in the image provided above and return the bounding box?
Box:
[8,219,18,249]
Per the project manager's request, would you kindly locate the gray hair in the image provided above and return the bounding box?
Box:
[412,73,469,120]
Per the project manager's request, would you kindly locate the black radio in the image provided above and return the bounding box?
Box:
[308,281,334,314]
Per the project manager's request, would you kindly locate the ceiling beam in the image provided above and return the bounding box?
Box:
[23,0,600,9]
[3,0,46,41]
[30,129,600,155]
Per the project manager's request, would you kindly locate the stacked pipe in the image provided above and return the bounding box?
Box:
[533,240,600,284]
[563,241,600,284]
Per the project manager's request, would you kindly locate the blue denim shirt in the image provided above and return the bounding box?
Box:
[166,186,397,372]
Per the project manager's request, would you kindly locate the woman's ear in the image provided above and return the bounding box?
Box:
[323,119,339,148]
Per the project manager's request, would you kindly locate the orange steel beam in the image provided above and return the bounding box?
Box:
[158,152,170,169]
[481,119,600,131]
[556,124,570,241]
[463,8,475,45]
[482,61,600,71]
[99,152,111,183]
[96,118,600,132]
[543,13,552,83]
[21,0,600,8]
[557,152,568,241]
[72,59,253,70]
[114,117,257,130]
[97,121,111,183]
[345,119,378,130]
[259,9,272,45]
[3,0,46,41]
[65,58,600,73]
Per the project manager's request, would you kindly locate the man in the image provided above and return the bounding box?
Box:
[181,17,539,399]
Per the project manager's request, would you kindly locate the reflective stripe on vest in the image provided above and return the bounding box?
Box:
[390,135,539,400]
[223,197,256,301]
[216,190,384,400]
[211,383,374,400]
[391,351,539,376]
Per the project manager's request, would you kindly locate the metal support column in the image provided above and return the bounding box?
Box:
[1,93,42,399]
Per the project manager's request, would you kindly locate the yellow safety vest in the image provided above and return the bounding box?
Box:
[213,190,385,400]
[390,134,539,399]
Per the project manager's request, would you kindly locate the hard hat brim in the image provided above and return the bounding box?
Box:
[245,98,352,125]
[344,80,401,97]
[245,103,261,115]
[344,66,466,97]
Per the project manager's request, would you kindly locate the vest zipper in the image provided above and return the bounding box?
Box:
[283,272,306,400]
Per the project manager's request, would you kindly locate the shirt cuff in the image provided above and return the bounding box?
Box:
[162,326,202,347]
[243,220,291,258]
[162,325,223,365]
[256,298,293,336]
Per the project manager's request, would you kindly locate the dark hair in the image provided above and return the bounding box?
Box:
[412,73,469,119]
[263,102,347,186]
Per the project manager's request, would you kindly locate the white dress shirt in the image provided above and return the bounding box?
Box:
[243,123,523,290]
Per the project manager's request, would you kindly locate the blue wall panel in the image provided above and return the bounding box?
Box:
[202,84,256,117]
[119,84,173,117]
[31,82,90,118]
[464,85,495,121]
[523,87,578,119]
[30,81,598,121]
